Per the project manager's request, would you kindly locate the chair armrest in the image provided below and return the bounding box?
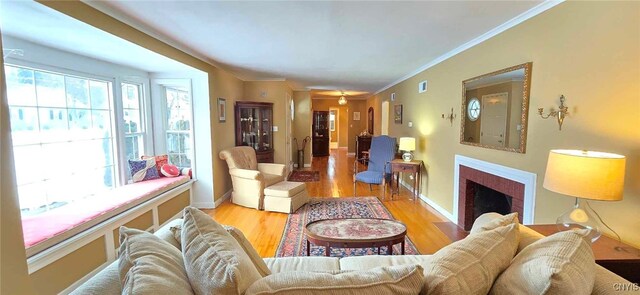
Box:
[258,163,286,177]
[229,168,263,180]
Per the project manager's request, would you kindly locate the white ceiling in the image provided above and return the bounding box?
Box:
[83,0,552,95]
[1,1,558,96]
[0,0,193,73]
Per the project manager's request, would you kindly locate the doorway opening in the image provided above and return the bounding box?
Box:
[329,108,338,149]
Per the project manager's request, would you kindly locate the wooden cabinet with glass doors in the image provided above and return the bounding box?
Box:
[234,102,274,163]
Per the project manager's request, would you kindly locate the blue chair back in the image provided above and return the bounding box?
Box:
[367,135,396,174]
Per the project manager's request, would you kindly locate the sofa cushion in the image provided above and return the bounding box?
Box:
[263,173,284,188]
[181,207,262,294]
[339,255,432,271]
[264,257,340,273]
[245,264,424,295]
[264,181,306,198]
[470,212,518,235]
[422,223,519,295]
[224,225,271,277]
[170,223,271,277]
[117,227,193,295]
[490,229,596,295]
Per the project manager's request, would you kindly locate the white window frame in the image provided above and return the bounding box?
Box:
[150,78,195,172]
[4,60,158,255]
[117,80,154,183]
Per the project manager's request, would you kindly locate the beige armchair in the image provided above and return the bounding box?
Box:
[219,146,286,209]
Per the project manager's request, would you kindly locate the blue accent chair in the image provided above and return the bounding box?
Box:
[353,135,397,199]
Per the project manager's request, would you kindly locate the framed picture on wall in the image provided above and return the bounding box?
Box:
[353,112,360,121]
[218,98,226,122]
[394,104,403,124]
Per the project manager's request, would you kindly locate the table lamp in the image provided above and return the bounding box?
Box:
[543,149,625,242]
[398,137,416,161]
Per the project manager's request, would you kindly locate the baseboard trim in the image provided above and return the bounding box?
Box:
[346,152,356,156]
[293,163,312,168]
[399,180,456,223]
[212,189,232,208]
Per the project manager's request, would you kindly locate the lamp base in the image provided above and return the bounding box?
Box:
[556,198,601,243]
[402,152,413,162]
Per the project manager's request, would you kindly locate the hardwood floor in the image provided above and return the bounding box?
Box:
[204,148,455,257]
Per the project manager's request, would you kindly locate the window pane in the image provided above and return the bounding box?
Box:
[5,66,37,106]
[17,183,47,214]
[125,134,143,160]
[123,110,141,134]
[35,71,66,108]
[41,142,73,178]
[13,145,43,186]
[92,110,112,138]
[90,81,110,110]
[66,77,90,109]
[68,109,93,141]
[122,84,140,109]
[38,108,69,143]
[9,107,40,146]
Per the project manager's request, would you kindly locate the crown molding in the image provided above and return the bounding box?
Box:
[374,0,564,95]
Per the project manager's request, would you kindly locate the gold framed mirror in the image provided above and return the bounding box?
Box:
[460,62,532,153]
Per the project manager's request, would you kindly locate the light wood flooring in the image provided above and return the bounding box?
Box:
[203,148,455,257]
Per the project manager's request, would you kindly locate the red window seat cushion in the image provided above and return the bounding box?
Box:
[22,176,190,248]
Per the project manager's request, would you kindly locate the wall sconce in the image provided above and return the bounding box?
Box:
[442,108,456,126]
[538,95,569,130]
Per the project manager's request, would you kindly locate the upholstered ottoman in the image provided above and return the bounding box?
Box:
[263,181,309,213]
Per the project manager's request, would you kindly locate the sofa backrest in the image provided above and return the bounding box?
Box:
[70,219,183,295]
[219,146,258,170]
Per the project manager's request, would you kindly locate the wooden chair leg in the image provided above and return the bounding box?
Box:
[353,181,357,197]
[382,179,386,200]
[369,184,373,191]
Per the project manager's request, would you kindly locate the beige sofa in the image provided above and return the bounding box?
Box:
[219,146,286,210]
[72,213,633,295]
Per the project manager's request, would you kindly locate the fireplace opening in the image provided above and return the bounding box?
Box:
[472,182,512,221]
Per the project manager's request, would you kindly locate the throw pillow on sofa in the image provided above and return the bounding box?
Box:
[245,264,424,295]
[490,229,596,295]
[181,206,262,294]
[118,227,194,295]
[422,223,520,295]
[469,212,518,235]
[170,223,271,277]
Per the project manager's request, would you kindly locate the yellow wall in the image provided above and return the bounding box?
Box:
[293,91,312,166]
[368,1,640,247]
[210,68,244,201]
[243,81,294,165]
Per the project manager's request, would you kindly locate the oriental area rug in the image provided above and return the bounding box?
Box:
[275,197,419,257]
[287,170,320,182]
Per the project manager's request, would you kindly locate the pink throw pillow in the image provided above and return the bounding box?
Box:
[142,155,168,176]
[161,164,180,177]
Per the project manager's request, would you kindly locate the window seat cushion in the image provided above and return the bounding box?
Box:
[22,175,190,248]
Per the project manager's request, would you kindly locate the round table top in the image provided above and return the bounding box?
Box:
[305,218,407,241]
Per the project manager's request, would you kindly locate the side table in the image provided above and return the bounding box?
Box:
[528,224,640,283]
[389,159,423,201]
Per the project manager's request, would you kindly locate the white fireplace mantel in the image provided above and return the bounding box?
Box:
[453,155,537,225]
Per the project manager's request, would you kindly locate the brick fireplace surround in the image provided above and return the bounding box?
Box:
[458,165,525,231]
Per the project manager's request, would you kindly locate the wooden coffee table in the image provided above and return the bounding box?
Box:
[304,218,407,256]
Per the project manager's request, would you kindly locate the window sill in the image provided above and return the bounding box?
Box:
[23,176,190,257]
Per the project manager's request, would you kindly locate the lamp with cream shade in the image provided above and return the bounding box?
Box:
[543,149,626,242]
[398,137,416,161]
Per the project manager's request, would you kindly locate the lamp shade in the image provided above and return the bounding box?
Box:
[398,137,416,152]
[543,150,625,201]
